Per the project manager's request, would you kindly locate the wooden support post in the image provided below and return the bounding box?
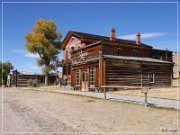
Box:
[103,60,106,86]
[171,65,173,87]
[99,49,103,92]
[140,62,143,88]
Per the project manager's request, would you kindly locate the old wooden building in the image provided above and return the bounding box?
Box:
[10,70,57,87]
[62,28,173,91]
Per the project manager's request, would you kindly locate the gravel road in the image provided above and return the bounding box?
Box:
[0,88,179,134]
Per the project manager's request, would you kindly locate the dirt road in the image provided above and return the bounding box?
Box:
[0,88,179,134]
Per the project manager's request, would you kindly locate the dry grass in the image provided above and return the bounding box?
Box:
[112,87,180,100]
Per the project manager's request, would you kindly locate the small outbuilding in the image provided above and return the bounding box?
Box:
[10,70,58,87]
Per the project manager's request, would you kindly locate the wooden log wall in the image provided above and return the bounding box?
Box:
[105,59,173,87]
[106,60,141,86]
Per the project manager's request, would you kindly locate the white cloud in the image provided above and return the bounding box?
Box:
[12,49,39,59]
[24,53,40,58]
[119,32,168,40]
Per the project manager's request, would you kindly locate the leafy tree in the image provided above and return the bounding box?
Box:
[0,61,14,86]
[24,19,62,86]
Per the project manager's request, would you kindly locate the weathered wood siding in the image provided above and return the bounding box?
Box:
[71,45,101,63]
[105,59,173,87]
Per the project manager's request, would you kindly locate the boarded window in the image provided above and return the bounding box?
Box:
[90,67,96,86]
[149,73,155,83]
[76,70,80,86]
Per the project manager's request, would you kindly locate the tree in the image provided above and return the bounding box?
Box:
[0,61,14,86]
[24,19,62,86]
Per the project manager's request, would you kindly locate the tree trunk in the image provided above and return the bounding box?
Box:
[45,73,49,86]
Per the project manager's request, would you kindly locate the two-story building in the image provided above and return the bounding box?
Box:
[62,28,173,91]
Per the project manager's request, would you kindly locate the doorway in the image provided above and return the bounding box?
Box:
[82,70,88,91]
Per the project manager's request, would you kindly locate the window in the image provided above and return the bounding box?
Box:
[132,49,138,56]
[148,73,155,83]
[76,70,80,86]
[117,48,123,56]
[90,67,96,86]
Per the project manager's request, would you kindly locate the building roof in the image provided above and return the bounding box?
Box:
[103,55,173,64]
[62,31,153,49]
[18,71,42,75]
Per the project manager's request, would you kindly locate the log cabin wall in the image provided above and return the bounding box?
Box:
[105,59,173,87]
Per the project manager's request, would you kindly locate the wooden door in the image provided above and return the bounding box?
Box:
[82,71,88,91]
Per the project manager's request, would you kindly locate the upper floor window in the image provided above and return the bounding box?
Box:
[132,49,138,56]
[70,37,75,42]
[117,48,123,56]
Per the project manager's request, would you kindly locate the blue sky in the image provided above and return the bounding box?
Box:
[1,0,179,73]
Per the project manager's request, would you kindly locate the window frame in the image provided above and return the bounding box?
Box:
[76,69,80,86]
[148,73,155,84]
[89,67,96,86]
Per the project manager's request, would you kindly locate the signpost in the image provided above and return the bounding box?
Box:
[141,87,150,106]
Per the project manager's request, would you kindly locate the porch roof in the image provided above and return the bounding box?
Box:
[103,55,173,64]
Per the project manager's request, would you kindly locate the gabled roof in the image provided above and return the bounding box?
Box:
[61,31,153,49]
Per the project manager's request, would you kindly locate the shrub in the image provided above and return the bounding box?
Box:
[27,79,39,87]
[27,79,33,87]
[32,79,38,87]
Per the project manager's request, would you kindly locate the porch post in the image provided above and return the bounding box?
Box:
[99,49,103,92]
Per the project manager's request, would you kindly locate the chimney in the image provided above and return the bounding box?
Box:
[136,33,141,45]
[110,28,116,41]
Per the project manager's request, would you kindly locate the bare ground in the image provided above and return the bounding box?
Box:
[0,87,179,134]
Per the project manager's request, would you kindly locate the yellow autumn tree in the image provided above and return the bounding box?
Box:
[24,19,62,86]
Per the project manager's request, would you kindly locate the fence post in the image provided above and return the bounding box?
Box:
[141,87,149,106]
[144,93,148,106]
[104,87,106,100]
